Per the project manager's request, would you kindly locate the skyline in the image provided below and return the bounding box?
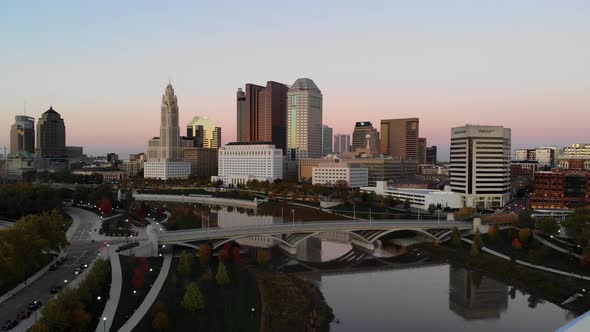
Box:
[2,1,590,160]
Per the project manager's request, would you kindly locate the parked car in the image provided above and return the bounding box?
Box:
[50,284,63,294]
[49,264,57,271]
[16,310,31,321]
[27,300,42,311]
[80,263,88,269]
[1,319,18,330]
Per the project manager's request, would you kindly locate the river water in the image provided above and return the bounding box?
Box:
[214,207,575,331]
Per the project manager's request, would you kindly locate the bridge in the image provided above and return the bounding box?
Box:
[146,220,472,255]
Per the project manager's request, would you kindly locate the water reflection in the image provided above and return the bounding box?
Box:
[449,266,508,320]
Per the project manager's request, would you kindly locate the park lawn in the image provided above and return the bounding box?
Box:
[110,256,164,332]
[134,256,260,332]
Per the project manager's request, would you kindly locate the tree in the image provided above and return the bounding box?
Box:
[152,311,169,331]
[99,197,113,215]
[470,240,480,257]
[181,282,204,312]
[451,227,462,248]
[428,204,436,215]
[518,228,531,245]
[198,244,211,266]
[536,217,559,236]
[512,237,522,249]
[216,262,230,286]
[177,250,192,278]
[232,247,242,264]
[517,210,534,229]
[257,249,271,266]
[487,225,500,242]
[473,229,483,249]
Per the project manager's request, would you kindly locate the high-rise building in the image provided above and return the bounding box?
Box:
[144,84,191,179]
[322,125,333,156]
[236,88,247,142]
[426,146,438,164]
[352,122,379,156]
[10,116,35,154]
[186,116,221,148]
[380,118,419,160]
[333,134,351,154]
[514,147,555,167]
[418,138,427,164]
[184,147,218,178]
[450,125,511,209]
[287,78,323,160]
[213,143,283,186]
[238,81,289,154]
[36,107,66,157]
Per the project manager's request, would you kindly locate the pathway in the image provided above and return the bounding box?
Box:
[95,248,122,332]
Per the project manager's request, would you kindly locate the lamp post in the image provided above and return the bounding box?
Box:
[353,205,356,220]
[291,209,295,228]
[103,317,107,332]
[369,208,372,224]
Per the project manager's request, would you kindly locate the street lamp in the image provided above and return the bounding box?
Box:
[97,296,102,301]
[291,209,295,228]
[103,317,107,332]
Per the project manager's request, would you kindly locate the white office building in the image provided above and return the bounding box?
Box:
[312,164,368,188]
[144,161,191,180]
[287,78,323,160]
[450,125,511,209]
[213,143,283,186]
[361,181,463,211]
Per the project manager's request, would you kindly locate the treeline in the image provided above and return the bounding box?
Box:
[0,210,70,294]
[0,184,66,219]
[30,259,111,332]
[72,185,117,206]
[36,170,104,184]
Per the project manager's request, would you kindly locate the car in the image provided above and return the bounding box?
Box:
[80,263,88,269]
[27,300,42,311]
[74,268,81,275]
[1,320,18,331]
[50,285,63,293]
[16,310,31,321]
[49,264,57,271]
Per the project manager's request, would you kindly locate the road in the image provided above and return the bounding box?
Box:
[0,208,111,328]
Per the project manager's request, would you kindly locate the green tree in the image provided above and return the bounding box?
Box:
[428,204,436,215]
[216,261,230,286]
[473,229,483,249]
[177,250,192,278]
[536,217,559,236]
[517,210,534,228]
[451,227,462,248]
[518,228,531,244]
[470,240,480,257]
[181,282,204,312]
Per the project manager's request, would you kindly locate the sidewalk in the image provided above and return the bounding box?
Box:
[95,248,122,332]
[118,253,172,332]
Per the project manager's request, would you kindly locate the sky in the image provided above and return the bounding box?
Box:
[1,0,589,161]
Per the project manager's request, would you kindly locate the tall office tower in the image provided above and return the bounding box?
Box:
[450,125,511,209]
[287,78,323,160]
[418,138,427,164]
[238,81,288,154]
[334,134,351,154]
[426,146,438,164]
[10,115,35,154]
[187,116,221,148]
[236,88,247,142]
[352,122,379,156]
[322,125,333,156]
[380,118,419,160]
[36,107,66,157]
[144,84,191,179]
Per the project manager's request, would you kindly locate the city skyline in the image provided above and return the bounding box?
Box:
[1,1,589,159]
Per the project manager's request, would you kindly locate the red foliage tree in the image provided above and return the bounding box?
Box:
[512,238,522,250]
[100,197,113,215]
[218,250,229,263]
[232,247,241,265]
[223,243,232,261]
[132,267,144,289]
[129,254,137,264]
[139,257,149,273]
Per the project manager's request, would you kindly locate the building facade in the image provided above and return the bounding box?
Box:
[426,146,438,164]
[352,122,380,156]
[10,115,35,154]
[144,84,191,180]
[418,137,427,164]
[36,107,66,157]
[287,78,323,160]
[450,125,511,209]
[563,144,590,157]
[213,143,283,186]
[184,147,218,178]
[186,116,221,148]
[380,118,419,160]
[322,125,333,156]
[557,156,590,170]
[514,147,555,166]
[312,164,368,188]
[361,181,463,211]
[334,134,351,154]
[236,88,247,142]
[530,170,590,209]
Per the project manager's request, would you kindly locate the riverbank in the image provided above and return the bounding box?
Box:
[415,242,590,315]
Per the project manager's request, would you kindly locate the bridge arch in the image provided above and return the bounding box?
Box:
[211,234,294,250]
[367,228,439,243]
[290,231,373,248]
[167,242,201,251]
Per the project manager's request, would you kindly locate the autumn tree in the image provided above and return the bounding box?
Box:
[518,228,531,245]
[232,247,242,264]
[473,229,483,249]
[470,240,480,257]
[181,282,205,311]
[451,227,462,248]
[512,238,523,249]
[216,262,230,286]
[198,243,211,266]
[177,250,192,278]
[99,197,113,215]
[152,311,169,331]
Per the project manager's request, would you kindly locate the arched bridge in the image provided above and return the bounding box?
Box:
[147,220,472,255]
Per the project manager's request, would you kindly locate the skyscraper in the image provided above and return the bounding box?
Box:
[238,81,288,154]
[36,107,66,157]
[10,115,35,154]
[144,84,191,179]
[418,138,427,164]
[380,118,419,160]
[334,134,351,154]
[287,78,323,160]
[450,125,511,208]
[187,116,221,148]
[352,122,379,156]
[322,125,333,156]
[236,88,247,142]
[426,146,438,164]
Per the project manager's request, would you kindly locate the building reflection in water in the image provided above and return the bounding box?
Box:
[216,208,282,248]
[449,265,508,320]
